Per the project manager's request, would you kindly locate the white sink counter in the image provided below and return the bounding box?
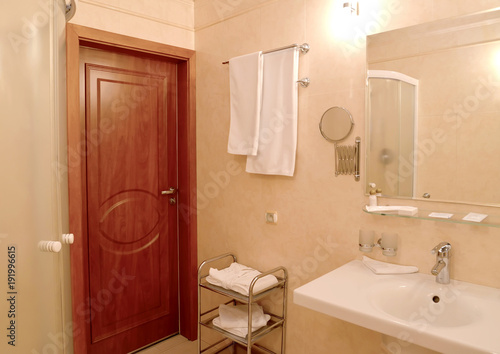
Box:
[293,260,500,354]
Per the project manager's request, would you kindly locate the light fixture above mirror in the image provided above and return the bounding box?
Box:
[343,1,359,16]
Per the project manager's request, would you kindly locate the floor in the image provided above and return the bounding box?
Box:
[135,335,235,354]
[135,335,198,354]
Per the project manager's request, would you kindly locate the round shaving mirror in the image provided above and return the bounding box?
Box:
[319,106,354,142]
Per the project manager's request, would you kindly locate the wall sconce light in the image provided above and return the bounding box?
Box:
[343,1,359,16]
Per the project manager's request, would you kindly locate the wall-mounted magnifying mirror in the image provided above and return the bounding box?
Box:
[319,106,354,142]
[319,106,360,181]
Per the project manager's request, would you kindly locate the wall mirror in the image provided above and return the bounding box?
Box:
[320,106,361,181]
[365,9,500,206]
[320,106,354,142]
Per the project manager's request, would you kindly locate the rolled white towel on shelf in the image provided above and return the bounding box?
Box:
[212,315,268,338]
[218,303,270,328]
[206,262,278,296]
[362,256,418,275]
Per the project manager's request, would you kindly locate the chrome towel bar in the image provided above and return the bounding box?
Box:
[223,43,311,87]
[222,43,310,64]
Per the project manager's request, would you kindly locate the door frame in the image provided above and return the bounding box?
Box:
[66,24,197,353]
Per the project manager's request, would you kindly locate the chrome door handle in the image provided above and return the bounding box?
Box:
[161,188,177,195]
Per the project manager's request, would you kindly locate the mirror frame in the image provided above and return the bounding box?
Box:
[319,106,354,143]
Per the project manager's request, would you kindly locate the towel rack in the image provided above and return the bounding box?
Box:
[223,43,310,87]
[222,43,310,64]
[198,253,288,354]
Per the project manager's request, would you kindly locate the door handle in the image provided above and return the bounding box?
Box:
[161,188,177,195]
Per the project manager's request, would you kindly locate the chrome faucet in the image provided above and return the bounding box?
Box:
[431,242,451,284]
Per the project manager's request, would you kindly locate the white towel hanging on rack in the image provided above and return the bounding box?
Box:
[246,47,299,176]
[227,51,263,155]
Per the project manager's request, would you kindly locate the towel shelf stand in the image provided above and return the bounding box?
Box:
[198,253,288,354]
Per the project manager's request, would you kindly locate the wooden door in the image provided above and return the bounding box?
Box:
[81,46,178,353]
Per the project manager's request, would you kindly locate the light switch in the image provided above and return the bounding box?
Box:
[265,211,278,224]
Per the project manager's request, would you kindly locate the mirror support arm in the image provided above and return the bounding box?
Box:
[335,136,361,181]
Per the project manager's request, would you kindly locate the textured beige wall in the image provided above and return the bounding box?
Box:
[195,1,500,353]
[70,0,194,49]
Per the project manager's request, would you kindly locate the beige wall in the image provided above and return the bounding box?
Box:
[195,0,500,353]
[70,0,194,49]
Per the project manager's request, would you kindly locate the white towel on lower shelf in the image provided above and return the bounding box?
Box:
[212,315,268,338]
[206,262,278,296]
[246,47,299,176]
[362,256,419,275]
[218,303,270,328]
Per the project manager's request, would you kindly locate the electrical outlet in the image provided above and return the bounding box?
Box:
[265,211,278,224]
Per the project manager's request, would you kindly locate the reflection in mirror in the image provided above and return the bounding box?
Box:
[365,9,500,205]
[319,106,354,142]
[366,71,418,198]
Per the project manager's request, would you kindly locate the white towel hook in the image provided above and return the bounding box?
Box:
[38,241,62,253]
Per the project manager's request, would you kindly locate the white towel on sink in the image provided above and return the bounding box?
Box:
[362,256,418,275]
[206,262,278,296]
[227,51,263,156]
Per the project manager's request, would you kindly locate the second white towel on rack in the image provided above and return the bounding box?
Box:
[246,47,299,176]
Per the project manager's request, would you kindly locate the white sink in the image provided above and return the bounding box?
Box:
[293,260,500,354]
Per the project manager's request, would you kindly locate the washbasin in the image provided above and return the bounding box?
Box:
[294,260,500,354]
[369,278,479,327]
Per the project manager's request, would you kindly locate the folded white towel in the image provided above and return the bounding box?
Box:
[246,47,299,176]
[362,256,418,275]
[206,262,278,296]
[227,51,263,156]
[212,316,267,338]
[218,303,270,328]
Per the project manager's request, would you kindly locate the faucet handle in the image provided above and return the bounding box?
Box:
[431,242,451,257]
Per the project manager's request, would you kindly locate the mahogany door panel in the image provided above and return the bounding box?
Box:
[81,47,179,353]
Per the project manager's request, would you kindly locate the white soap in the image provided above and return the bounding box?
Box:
[428,212,453,219]
[462,212,488,222]
[397,206,418,216]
